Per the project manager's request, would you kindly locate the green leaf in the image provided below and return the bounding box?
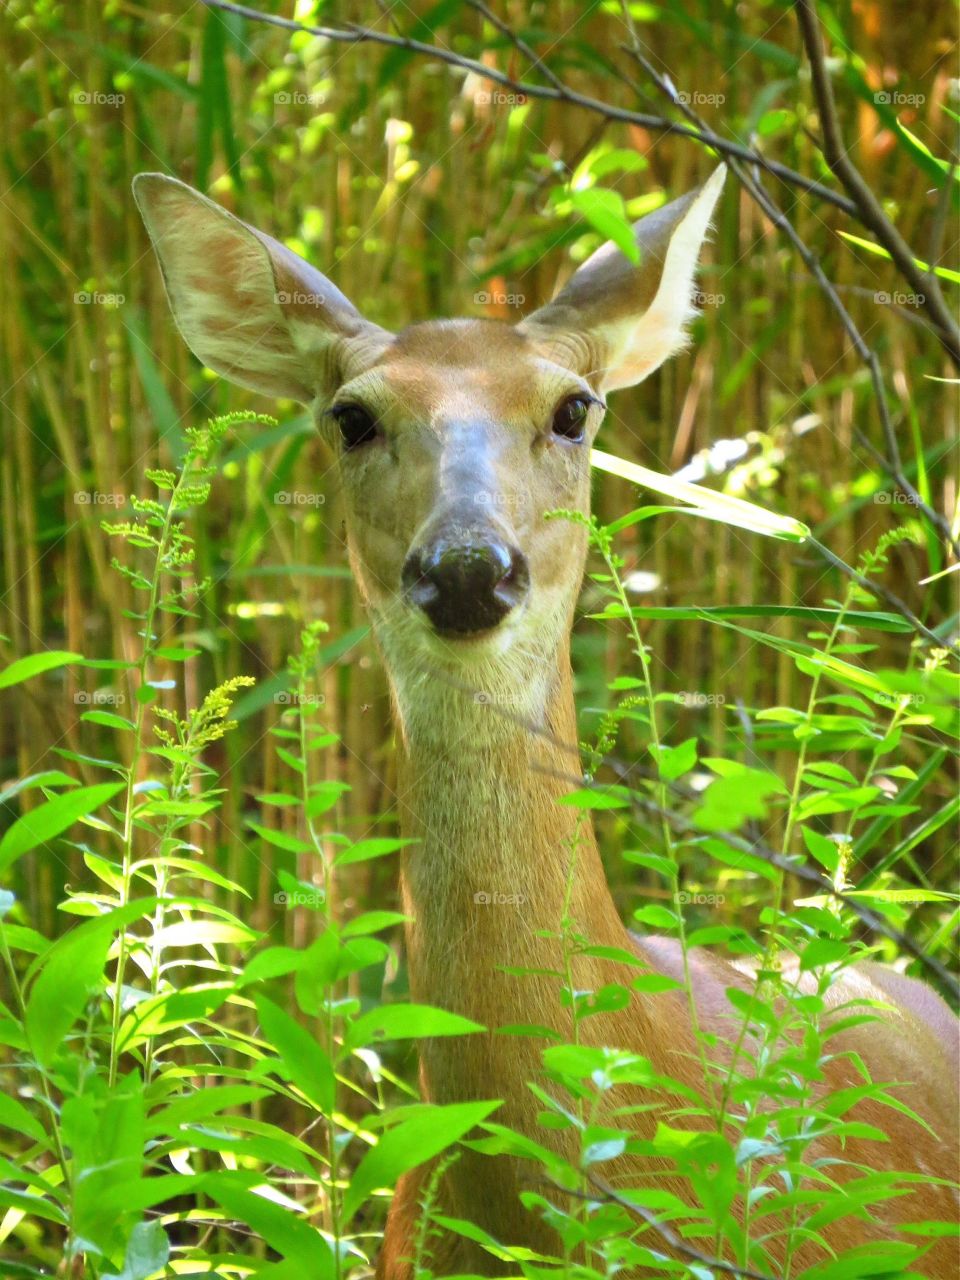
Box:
[845,888,956,904]
[725,985,777,1028]
[0,783,125,876]
[0,771,80,806]
[126,311,184,463]
[196,7,242,192]
[633,904,679,930]
[155,920,256,948]
[25,900,155,1066]
[802,827,842,875]
[800,938,851,970]
[239,946,305,985]
[343,1100,500,1223]
[694,766,786,832]
[838,229,960,285]
[344,1003,485,1052]
[334,836,417,867]
[0,1186,67,1224]
[201,1175,335,1272]
[796,787,881,820]
[103,1221,170,1280]
[592,447,809,541]
[558,786,630,810]
[0,1092,48,1145]
[616,606,912,633]
[255,995,336,1114]
[0,651,84,689]
[569,187,640,263]
[650,737,698,782]
[631,973,684,994]
[246,821,314,855]
[145,1085,270,1136]
[342,910,409,937]
[80,710,136,731]
[542,1044,612,1077]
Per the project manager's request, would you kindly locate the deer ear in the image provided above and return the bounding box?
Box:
[132,174,391,403]
[520,165,726,392]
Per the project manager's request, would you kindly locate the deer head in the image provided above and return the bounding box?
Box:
[133,168,725,743]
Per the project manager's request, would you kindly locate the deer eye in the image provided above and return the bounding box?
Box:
[550,395,593,442]
[331,403,379,450]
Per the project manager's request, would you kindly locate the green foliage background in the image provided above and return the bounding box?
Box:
[0,0,956,1274]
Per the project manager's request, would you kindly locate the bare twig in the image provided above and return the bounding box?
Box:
[199,0,859,217]
[532,742,960,1003]
[465,0,567,95]
[550,1178,775,1280]
[620,786,960,1005]
[619,42,960,561]
[807,536,949,648]
[794,0,960,367]
[410,649,959,1001]
[928,163,958,278]
[582,1174,777,1280]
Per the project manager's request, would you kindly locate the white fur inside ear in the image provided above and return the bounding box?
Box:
[599,164,726,391]
[134,174,390,404]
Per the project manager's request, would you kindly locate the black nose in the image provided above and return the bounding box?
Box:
[402,538,530,635]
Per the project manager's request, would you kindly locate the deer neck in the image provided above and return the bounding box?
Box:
[388,636,634,1028]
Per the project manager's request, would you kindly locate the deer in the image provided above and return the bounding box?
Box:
[133,167,959,1277]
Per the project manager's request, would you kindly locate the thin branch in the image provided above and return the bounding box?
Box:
[807,536,948,648]
[583,1174,777,1280]
[620,786,960,1005]
[619,43,960,562]
[549,1178,775,1280]
[794,0,960,368]
[531,742,960,1003]
[925,161,958,332]
[928,163,957,277]
[409,660,960,1002]
[199,0,859,217]
[466,0,567,95]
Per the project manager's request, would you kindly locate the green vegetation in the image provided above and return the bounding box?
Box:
[0,1,956,1275]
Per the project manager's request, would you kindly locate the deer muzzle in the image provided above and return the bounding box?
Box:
[401,535,530,635]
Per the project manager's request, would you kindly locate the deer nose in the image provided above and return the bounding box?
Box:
[402,538,530,635]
